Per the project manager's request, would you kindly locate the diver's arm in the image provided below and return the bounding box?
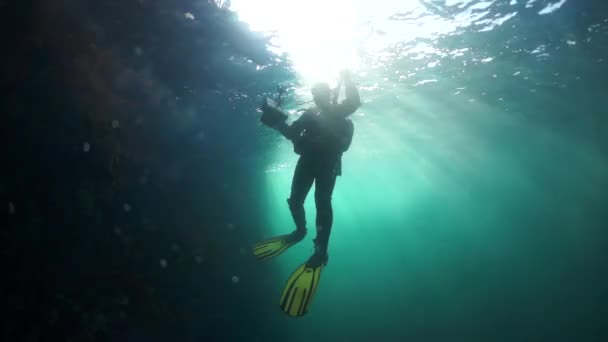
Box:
[274,121,297,140]
[334,77,361,118]
[274,113,308,141]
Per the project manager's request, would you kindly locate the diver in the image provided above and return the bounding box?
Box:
[253,70,361,316]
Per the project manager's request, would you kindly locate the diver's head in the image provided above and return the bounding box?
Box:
[311,82,332,110]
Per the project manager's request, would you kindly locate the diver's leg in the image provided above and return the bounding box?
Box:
[313,164,338,257]
[288,157,314,238]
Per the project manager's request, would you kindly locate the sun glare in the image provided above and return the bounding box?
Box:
[230,0,360,84]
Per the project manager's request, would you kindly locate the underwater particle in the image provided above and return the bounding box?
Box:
[119,311,126,319]
[538,0,567,15]
[83,142,91,152]
[134,46,143,56]
[171,243,180,252]
[227,223,235,231]
[112,120,120,128]
[513,71,521,76]
[123,203,131,212]
[8,201,15,215]
[184,12,195,20]
[160,259,168,268]
[232,275,240,284]
[194,255,203,264]
[414,79,437,86]
[113,226,122,235]
[567,40,576,45]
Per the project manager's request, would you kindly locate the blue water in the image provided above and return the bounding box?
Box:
[2,0,607,341]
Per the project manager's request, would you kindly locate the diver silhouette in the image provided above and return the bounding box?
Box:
[254,70,361,317]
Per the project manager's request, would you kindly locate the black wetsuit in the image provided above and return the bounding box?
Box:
[276,83,360,253]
